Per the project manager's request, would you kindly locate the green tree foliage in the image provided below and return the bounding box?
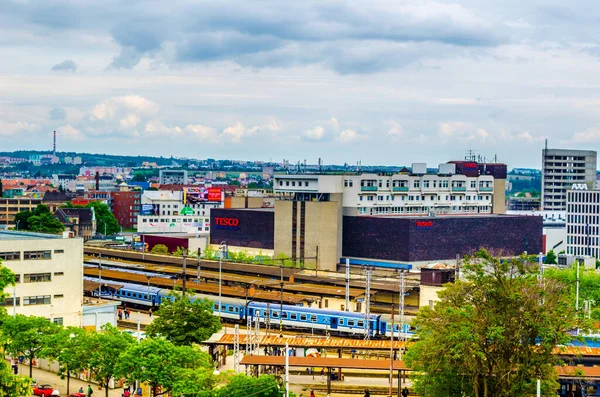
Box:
[150,244,169,254]
[14,204,60,232]
[213,374,295,397]
[172,246,186,256]
[544,266,600,320]
[0,315,60,377]
[0,260,31,397]
[87,201,120,235]
[146,292,222,345]
[88,324,135,397]
[116,338,213,397]
[131,173,147,182]
[43,327,91,394]
[406,249,582,397]
[544,249,557,265]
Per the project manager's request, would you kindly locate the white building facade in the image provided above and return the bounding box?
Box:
[566,187,600,258]
[159,169,188,185]
[136,190,221,233]
[0,231,83,326]
[274,163,503,216]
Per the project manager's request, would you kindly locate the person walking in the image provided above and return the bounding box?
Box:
[149,308,153,317]
[364,389,370,397]
[320,368,325,383]
[78,387,84,394]
[87,385,93,397]
[402,387,409,397]
[310,390,315,397]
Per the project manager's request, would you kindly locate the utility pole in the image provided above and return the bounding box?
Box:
[280,259,284,337]
[399,270,406,364]
[388,280,395,397]
[182,249,187,295]
[345,258,350,312]
[364,266,371,340]
[197,248,201,284]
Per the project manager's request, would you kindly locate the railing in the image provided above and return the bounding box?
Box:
[360,186,378,192]
[392,187,409,192]
[451,187,466,192]
[479,187,493,192]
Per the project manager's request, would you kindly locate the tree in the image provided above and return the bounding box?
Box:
[116,338,213,397]
[213,374,296,397]
[405,249,582,397]
[0,315,60,378]
[43,327,91,394]
[28,213,65,233]
[0,260,31,397]
[87,202,120,235]
[146,292,221,346]
[150,244,169,254]
[88,324,135,397]
[544,249,557,265]
[131,173,147,182]
[544,266,600,321]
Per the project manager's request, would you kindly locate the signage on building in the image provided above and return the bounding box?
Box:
[463,162,478,169]
[214,217,240,230]
[416,220,433,230]
[184,187,223,203]
[207,188,222,202]
[140,204,160,216]
[571,183,588,190]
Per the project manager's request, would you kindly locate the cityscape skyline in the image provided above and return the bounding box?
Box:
[2,1,600,167]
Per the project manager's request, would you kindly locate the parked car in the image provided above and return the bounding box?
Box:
[32,384,59,397]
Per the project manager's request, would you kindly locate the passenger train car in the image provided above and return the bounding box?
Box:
[86,277,411,338]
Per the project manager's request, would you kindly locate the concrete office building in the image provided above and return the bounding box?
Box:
[159,169,188,185]
[542,147,597,210]
[0,231,83,326]
[566,188,600,258]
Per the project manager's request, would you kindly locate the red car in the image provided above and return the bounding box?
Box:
[32,384,59,397]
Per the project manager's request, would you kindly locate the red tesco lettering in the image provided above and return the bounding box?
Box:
[416,221,433,227]
[464,162,478,169]
[214,217,240,227]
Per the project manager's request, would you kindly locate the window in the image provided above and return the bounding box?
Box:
[339,318,345,325]
[54,294,64,298]
[0,297,20,306]
[272,311,279,318]
[305,181,309,186]
[300,314,307,321]
[357,320,364,327]
[14,274,19,283]
[413,180,420,188]
[423,180,430,188]
[310,315,318,322]
[24,251,51,260]
[349,180,353,187]
[53,249,64,254]
[324,299,329,308]
[24,273,51,283]
[290,313,298,320]
[0,252,20,261]
[53,318,63,325]
[23,295,51,306]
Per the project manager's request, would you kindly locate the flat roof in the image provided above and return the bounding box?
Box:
[369,214,533,220]
[0,231,62,240]
[214,207,274,212]
[240,355,409,371]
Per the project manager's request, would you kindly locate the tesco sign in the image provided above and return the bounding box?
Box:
[214,217,239,227]
[463,162,478,169]
[416,221,433,229]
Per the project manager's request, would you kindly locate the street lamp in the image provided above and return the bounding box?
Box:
[15,220,20,231]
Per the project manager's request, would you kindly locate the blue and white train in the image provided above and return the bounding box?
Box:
[88,277,412,338]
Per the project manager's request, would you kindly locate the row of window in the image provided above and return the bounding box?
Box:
[1,295,59,306]
[278,180,311,187]
[0,250,55,261]
[360,195,491,202]
[568,204,600,214]
[142,218,208,223]
[368,205,486,215]
[567,235,599,246]
[358,179,492,189]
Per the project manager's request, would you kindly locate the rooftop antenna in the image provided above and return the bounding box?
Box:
[465,149,477,162]
[304,159,307,172]
[545,138,548,150]
[356,160,362,172]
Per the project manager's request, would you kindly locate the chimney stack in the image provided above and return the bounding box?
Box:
[53,130,56,157]
[95,172,100,191]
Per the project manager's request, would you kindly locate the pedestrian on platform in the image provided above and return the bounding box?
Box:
[118,310,122,321]
[78,387,84,394]
[401,386,409,397]
[321,368,325,383]
[87,385,93,397]
[310,390,315,397]
[364,389,370,397]
[149,308,153,317]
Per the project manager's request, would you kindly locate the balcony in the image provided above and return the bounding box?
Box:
[361,186,378,192]
[392,187,409,192]
[451,187,466,192]
[479,187,493,192]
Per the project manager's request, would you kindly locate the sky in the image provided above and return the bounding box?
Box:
[1,0,600,168]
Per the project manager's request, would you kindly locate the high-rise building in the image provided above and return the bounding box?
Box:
[566,187,600,258]
[542,147,597,210]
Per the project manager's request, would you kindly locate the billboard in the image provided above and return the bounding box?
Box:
[140,204,160,216]
[184,187,222,203]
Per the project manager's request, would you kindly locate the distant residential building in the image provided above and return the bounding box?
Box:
[159,169,188,185]
[79,166,131,177]
[55,208,96,240]
[542,147,597,210]
[63,156,73,164]
[111,191,141,230]
[0,231,83,326]
[0,195,68,229]
[507,196,541,211]
[141,161,159,168]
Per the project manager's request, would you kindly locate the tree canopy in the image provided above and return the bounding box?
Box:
[0,260,31,397]
[406,249,583,397]
[88,324,135,397]
[0,315,60,377]
[43,326,91,394]
[544,249,557,265]
[117,338,213,397]
[544,265,600,320]
[14,204,64,233]
[86,202,120,235]
[146,292,221,346]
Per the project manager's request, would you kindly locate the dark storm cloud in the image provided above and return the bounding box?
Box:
[51,59,77,72]
[2,0,505,74]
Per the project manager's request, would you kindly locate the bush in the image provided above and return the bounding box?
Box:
[150,244,168,254]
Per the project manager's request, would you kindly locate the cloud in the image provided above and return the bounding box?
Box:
[0,120,40,136]
[338,128,367,143]
[56,124,83,140]
[90,95,159,122]
[572,126,600,143]
[51,59,77,72]
[49,107,67,120]
[386,119,403,140]
[222,122,259,143]
[303,126,326,141]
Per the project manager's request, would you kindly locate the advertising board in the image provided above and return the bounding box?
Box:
[140,204,160,216]
[184,187,222,203]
